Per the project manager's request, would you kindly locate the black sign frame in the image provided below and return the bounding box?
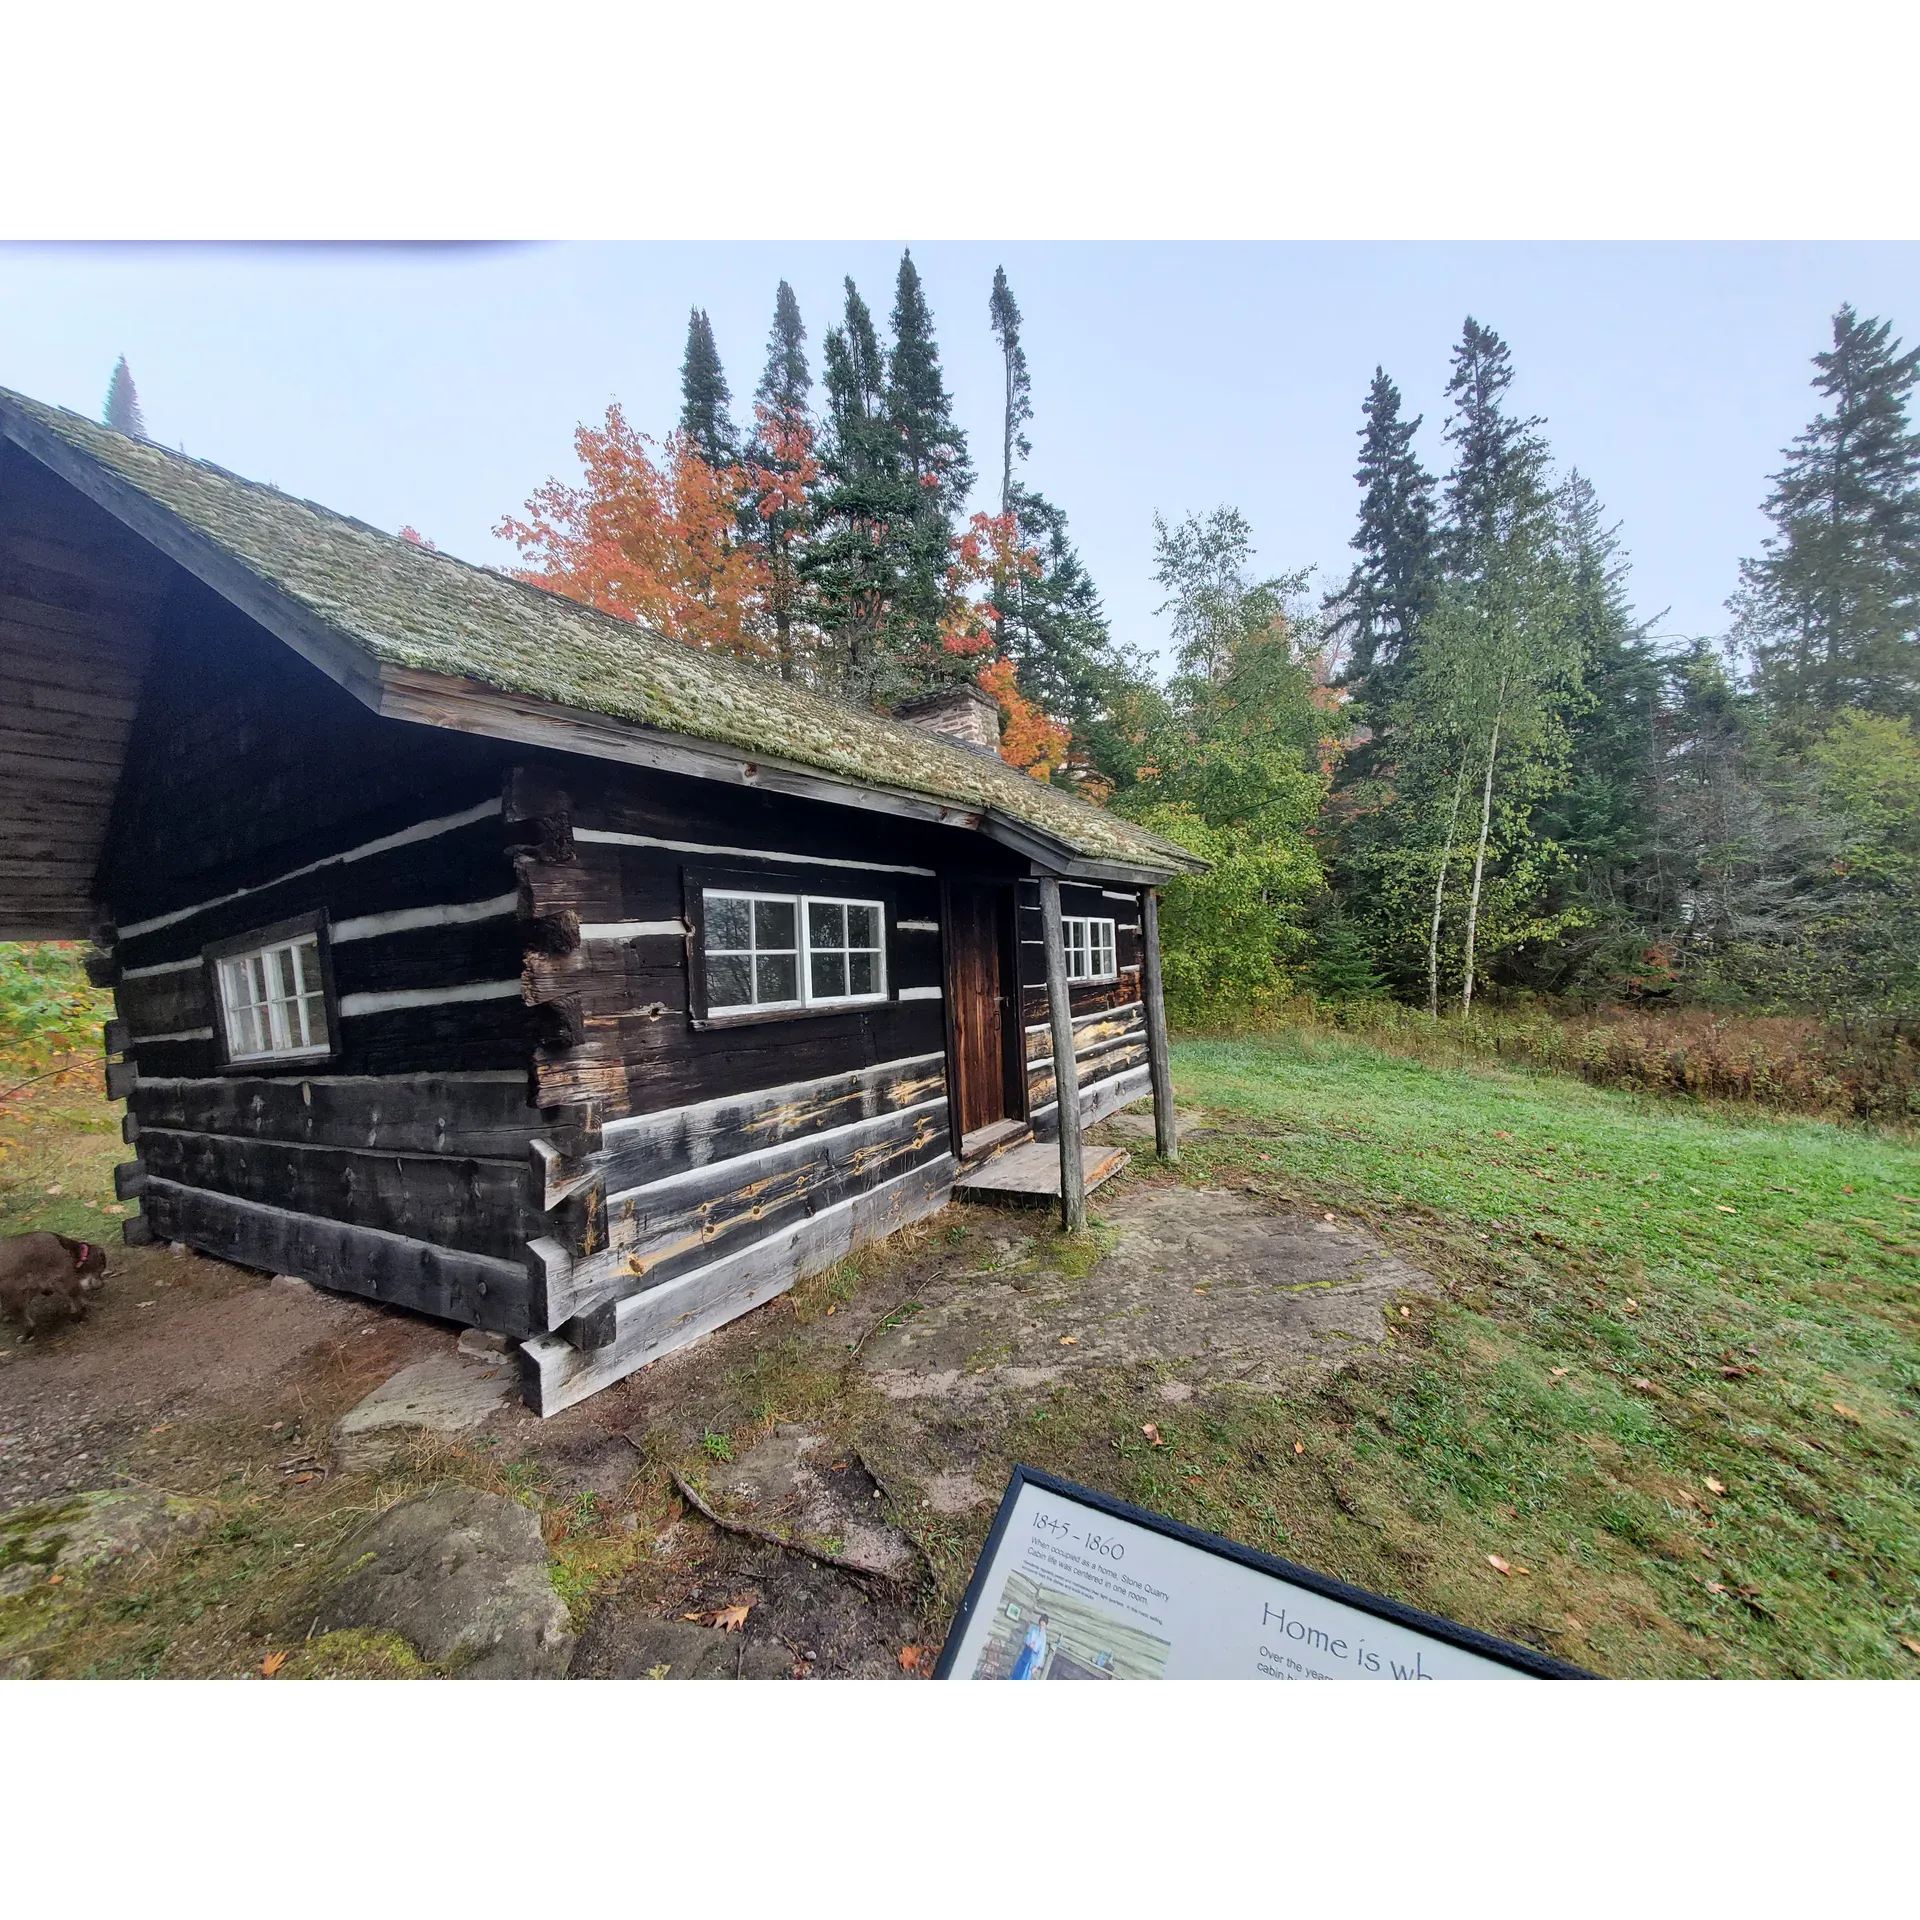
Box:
[934,1465,1593,1680]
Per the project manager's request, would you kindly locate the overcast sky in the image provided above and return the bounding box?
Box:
[5,241,1919,666]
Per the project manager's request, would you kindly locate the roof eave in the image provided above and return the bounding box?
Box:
[1,394,1204,882]
[0,400,386,711]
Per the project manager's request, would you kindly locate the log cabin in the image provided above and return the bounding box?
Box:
[0,387,1200,1413]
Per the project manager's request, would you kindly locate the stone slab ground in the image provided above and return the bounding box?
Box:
[0,1106,1436,1678]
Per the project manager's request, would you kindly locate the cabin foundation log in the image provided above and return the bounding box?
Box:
[520,1152,956,1416]
[137,1177,541,1335]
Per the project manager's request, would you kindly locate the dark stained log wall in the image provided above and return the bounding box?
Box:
[502,753,1013,1345]
[0,443,170,937]
[1014,879,1147,1127]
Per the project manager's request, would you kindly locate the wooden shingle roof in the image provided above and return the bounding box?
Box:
[0,388,1200,883]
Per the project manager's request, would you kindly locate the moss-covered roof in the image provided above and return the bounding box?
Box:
[0,388,1198,877]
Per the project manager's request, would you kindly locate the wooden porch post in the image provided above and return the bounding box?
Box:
[1141,886,1178,1164]
[1037,875,1087,1233]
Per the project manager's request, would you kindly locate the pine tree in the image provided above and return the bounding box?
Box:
[989,265,1032,515]
[103,356,146,440]
[746,281,817,682]
[885,251,973,676]
[678,308,737,469]
[1732,303,1920,729]
[1326,366,1437,717]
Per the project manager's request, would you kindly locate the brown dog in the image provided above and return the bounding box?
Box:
[0,1232,108,1336]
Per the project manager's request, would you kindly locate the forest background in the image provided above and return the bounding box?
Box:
[114,252,1920,1121]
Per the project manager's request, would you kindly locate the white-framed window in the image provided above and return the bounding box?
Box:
[703,889,887,1016]
[1062,915,1117,983]
[215,934,332,1062]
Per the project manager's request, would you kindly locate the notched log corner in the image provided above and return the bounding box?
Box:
[528,994,585,1051]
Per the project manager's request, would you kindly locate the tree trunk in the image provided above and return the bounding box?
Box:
[1460,684,1507,1016]
[1427,759,1469,1019]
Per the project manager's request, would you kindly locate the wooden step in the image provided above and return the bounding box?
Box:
[960,1117,1031,1163]
[954,1141,1130,1203]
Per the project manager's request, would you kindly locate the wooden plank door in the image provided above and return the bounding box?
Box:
[948,883,1014,1143]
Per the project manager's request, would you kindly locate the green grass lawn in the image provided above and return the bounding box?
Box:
[1154,1032,1920,1677]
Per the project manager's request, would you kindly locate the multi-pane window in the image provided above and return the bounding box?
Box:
[1062,915,1118,983]
[215,934,331,1062]
[704,890,886,1015]
[806,898,884,1004]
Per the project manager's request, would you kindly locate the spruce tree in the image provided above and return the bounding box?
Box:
[1442,317,1552,564]
[1002,487,1145,791]
[103,355,146,440]
[1517,472,1669,992]
[1732,303,1920,728]
[1327,366,1437,718]
[989,265,1032,515]
[885,251,973,676]
[678,308,737,468]
[746,281,815,681]
[802,278,916,701]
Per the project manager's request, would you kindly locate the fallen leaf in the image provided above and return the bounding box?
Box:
[1550,1366,1569,1380]
[1632,1377,1656,1392]
[1705,1581,1731,1597]
[260,1651,288,1677]
[1322,1212,1336,1223]
[1900,1637,1920,1657]
[712,1602,752,1633]
[1832,1403,1864,1423]
[1564,1613,1583,1634]
[1059,1336,1078,1346]
[825,1305,835,1316]
[1487,1554,1511,1576]
[1493,1131,1512,1140]
[46,1572,64,1586]
[1622,1298,1640,1314]
[1705,1476,1727,1495]
[1293,1440,1305,1455]
[1715,1205,1736,1215]
[1895,1196,1918,1206]
[1675,1488,1698,1507]
[898,1645,931,1673]
[1141,1423,1165,1447]
[1399,1306,1411,1319]
[1720,1364,1750,1378]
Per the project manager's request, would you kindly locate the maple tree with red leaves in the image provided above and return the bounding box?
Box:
[496,404,775,664]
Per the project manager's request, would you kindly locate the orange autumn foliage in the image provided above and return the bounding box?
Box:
[978,655,1070,781]
[936,512,1069,781]
[496,404,774,663]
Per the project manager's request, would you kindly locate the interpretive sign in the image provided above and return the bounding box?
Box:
[936,1467,1589,1680]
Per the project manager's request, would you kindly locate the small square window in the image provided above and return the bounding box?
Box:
[1062,916,1117,984]
[215,933,332,1062]
[703,890,801,1013]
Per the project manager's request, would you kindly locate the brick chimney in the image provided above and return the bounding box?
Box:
[895,682,1003,758]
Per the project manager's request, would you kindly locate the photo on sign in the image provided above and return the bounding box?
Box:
[971,1568,1173,1681]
